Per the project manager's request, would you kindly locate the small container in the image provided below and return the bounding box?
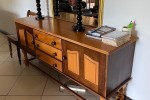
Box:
[122,26,132,36]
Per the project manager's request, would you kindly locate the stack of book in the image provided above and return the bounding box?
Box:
[101,31,130,47]
[86,26,116,40]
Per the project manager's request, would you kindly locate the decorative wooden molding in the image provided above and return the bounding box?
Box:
[67,50,79,75]
[84,54,99,85]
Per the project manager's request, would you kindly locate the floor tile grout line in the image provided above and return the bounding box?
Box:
[0,40,7,47]
[6,75,20,96]
[40,77,49,100]
[18,64,27,76]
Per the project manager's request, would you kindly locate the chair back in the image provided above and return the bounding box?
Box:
[27,10,37,17]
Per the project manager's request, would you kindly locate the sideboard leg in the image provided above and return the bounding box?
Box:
[22,50,29,66]
[116,84,127,100]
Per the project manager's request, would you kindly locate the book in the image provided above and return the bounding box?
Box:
[86,26,116,39]
[101,31,130,47]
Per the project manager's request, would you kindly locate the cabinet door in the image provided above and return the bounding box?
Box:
[62,41,83,81]
[19,29,26,46]
[82,48,106,93]
[26,31,35,51]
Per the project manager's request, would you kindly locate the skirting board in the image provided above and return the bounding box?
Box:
[0,29,9,35]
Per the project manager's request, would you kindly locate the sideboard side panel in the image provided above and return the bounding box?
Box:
[106,42,136,96]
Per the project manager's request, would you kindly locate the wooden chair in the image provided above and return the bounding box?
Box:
[7,10,36,65]
[7,34,21,64]
[27,10,37,17]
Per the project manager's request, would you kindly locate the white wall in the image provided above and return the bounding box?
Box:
[0,0,149,99]
[0,0,47,34]
[103,0,150,100]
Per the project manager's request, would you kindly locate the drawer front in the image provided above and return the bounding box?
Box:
[35,40,62,61]
[36,50,62,72]
[33,29,62,50]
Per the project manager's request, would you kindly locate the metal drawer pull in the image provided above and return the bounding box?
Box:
[53,64,57,68]
[52,52,57,57]
[51,41,56,46]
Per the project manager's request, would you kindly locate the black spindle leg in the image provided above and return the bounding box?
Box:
[54,0,60,16]
[36,0,44,20]
[73,0,85,32]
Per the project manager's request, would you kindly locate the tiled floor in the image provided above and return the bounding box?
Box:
[0,33,102,100]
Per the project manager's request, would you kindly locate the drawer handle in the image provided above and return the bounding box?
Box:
[51,41,56,46]
[36,44,40,48]
[35,34,38,38]
[52,52,57,57]
[53,63,57,68]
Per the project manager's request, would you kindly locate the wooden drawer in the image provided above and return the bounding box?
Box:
[33,29,62,50]
[35,40,62,61]
[36,50,62,72]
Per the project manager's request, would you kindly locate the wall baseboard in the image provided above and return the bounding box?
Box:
[0,29,9,35]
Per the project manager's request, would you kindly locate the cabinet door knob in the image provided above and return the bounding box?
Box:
[53,63,57,68]
[52,52,57,57]
[62,56,67,60]
[36,44,40,48]
[31,41,34,44]
[35,34,38,38]
[51,41,56,46]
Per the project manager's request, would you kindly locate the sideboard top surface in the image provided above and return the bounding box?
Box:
[15,16,137,55]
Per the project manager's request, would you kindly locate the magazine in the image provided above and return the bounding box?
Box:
[86,26,116,39]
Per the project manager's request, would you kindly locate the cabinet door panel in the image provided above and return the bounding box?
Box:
[19,29,26,46]
[83,48,106,95]
[67,50,79,75]
[84,54,99,85]
[27,31,35,51]
[62,41,83,81]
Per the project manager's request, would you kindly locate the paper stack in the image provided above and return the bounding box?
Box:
[101,31,130,47]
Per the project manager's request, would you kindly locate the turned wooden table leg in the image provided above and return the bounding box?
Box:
[22,50,29,66]
[116,84,127,100]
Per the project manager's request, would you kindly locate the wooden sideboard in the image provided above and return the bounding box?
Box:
[15,16,137,100]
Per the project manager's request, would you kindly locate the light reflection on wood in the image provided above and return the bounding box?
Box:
[54,12,98,27]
